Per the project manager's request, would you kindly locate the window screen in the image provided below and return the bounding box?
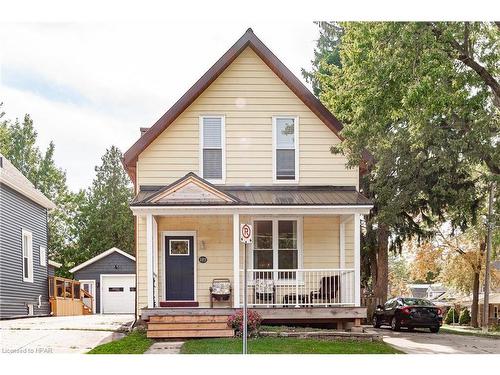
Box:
[202,117,223,179]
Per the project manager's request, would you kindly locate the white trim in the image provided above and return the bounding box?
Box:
[21,229,33,283]
[339,219,345,269]
[39,246,47,267]
[146,214,154,308]
[168,239,190,256]
[99,274,136,314]
[152,216,158,307]
[250,216,303,282]
[354,213,361,307]
[233,213,240,308]
[161,231,197,302]
[69,247,135,273]
[0,154,56,210]
[131,205,373,216]
[272,116,299,184]
[79,279,97,313]
[199,115,226,184]
[48,259,62,268]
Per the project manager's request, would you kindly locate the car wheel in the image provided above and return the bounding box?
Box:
[373,315,381,328]
[430,326,440,333]
[391,317,401,331]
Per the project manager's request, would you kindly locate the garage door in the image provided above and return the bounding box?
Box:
[101,275,135,314]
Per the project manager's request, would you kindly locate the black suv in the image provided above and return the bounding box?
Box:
[373,297,443,333]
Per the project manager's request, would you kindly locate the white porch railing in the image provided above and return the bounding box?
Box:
[239,268,355,307]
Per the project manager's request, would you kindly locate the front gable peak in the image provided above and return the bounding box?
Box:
[148,173,239,205]
[123,28,349,178]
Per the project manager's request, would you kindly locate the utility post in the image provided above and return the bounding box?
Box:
[482,181,495,331]
[240,223,253,354]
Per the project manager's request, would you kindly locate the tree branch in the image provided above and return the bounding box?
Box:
[427,22,500,106]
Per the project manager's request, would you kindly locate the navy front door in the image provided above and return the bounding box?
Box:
[165,236,195,300]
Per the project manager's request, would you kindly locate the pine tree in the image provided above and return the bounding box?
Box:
[77,146,134,263]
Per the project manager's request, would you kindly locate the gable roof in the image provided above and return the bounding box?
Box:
[69,247,135,273]
[146,172,240,204]
[0,154,56,210]
[123,28,371,179]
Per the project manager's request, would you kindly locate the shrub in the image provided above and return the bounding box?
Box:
[459,308,471,325]
[227,309,262,337]
[444,307,459,324]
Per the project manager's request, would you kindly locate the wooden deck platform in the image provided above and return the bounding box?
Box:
[142,307,366,321]
[142,306,367,337]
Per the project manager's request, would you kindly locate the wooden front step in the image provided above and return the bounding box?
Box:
[150,315,228,323]
[147,314,234,339]
[147,329,234,339]
[148,322,229,330]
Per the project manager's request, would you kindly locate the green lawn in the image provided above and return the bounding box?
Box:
[87,330,153,354]
[180,337,402,354]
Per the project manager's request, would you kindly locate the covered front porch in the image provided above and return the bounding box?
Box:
[131,174,372,336]
[137,210,367,312]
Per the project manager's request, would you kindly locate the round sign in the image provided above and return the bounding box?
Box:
[240,224,253,243]
[198,256,207,263]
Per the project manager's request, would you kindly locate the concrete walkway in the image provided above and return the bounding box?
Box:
[145,341,184,354]
[367,327,500,354]
[0,314,133,354]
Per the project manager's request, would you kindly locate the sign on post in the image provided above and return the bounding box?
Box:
[240,223,253,244]
[239,223,252,354]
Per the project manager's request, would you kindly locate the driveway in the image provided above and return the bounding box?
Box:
[0,314,133,354]
[367,327,500,354]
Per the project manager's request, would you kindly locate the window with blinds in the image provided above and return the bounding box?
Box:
[274,117,297,181]
[201,116,224,180]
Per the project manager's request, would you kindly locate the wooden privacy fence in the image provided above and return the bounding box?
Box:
[48,276,94,316]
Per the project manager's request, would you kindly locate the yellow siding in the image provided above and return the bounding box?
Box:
[137,47,358,187]
[136,214,355,313]
[156,216,233,309]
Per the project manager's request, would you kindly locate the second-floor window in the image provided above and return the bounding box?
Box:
[273,116,298,182]
[200,115,225,182]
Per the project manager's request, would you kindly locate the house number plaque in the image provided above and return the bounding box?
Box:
[199,256,207,263]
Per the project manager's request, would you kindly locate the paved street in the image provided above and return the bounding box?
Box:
[0,314,133,354]
[367,327,500,354]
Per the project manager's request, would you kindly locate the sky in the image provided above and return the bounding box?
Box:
[0,22,320,191]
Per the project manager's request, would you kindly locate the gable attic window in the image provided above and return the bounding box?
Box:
[200,116,225,182]
[273,117,298,182]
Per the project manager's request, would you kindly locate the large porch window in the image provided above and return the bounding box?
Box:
[253,218,300,280]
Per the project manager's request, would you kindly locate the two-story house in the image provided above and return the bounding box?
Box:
[0,154,56,319]
[123,29,372,338]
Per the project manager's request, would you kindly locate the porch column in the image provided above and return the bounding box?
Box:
[146,213,156,308]
[354,213,361,307]
[339,215,348,304]
[233,213,240,308]
[152,216,158,307]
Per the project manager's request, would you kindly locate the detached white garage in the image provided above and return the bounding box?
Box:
[101,275,136,314]
[70,248,136,314]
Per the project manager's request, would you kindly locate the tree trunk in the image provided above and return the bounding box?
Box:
[471,241,486,327]
[471,270,480,327]
[373,224,389,303]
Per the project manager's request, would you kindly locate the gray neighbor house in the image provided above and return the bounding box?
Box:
[70,248,136,314]
[0,154,57,319]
